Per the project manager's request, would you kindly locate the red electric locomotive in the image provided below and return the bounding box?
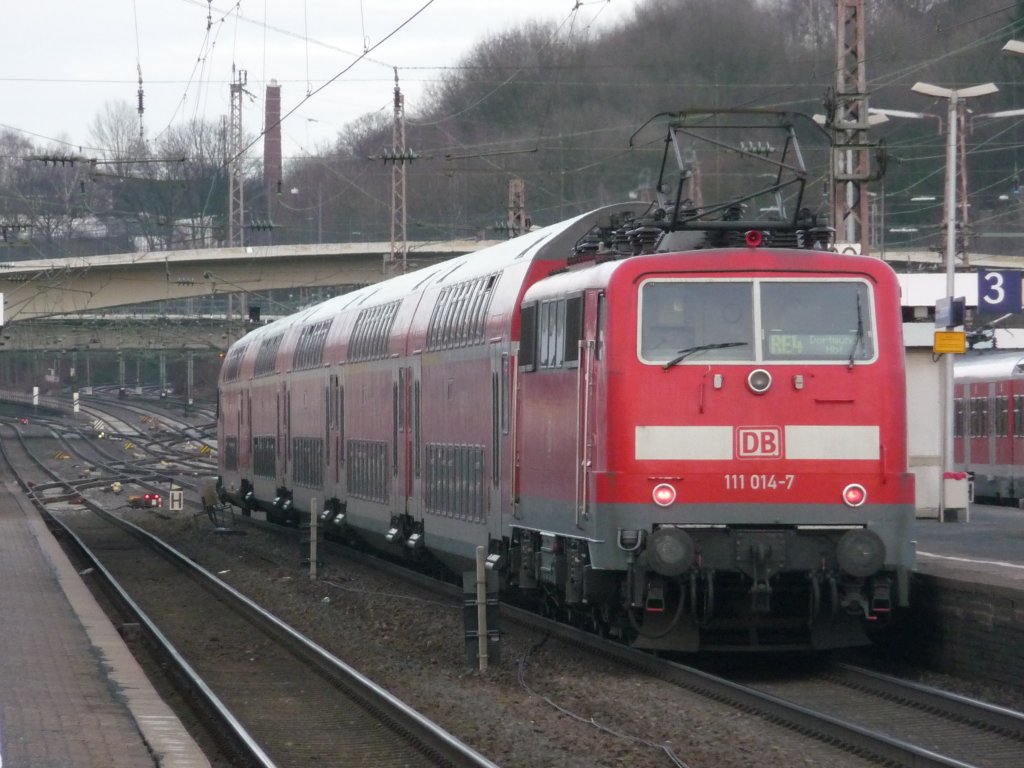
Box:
[954,349,1024,502]
[217,111,915,651]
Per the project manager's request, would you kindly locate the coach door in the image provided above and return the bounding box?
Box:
[279,381,289,478]
[575,292,600,528]
[240,390,251,471]
[393,362,419,514]
[491,344,513,528]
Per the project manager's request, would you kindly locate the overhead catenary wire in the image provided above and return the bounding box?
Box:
[228,0,438,164]
[5,3,1024,241]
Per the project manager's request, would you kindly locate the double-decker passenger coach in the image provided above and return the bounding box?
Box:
[954,350,1024,502]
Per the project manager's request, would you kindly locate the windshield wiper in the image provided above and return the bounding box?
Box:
[848,293,864,368]
[662,341,748,370]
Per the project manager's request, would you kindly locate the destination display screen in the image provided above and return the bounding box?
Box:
[766,332,859,358]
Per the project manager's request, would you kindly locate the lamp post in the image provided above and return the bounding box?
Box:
[869,107,943,134]
[911,80,998,519]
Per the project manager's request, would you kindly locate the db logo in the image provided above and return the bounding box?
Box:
[735,426,782,458]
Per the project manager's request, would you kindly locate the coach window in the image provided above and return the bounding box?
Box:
[995,395,1009,437]
[555,299,567,364]
[443,284,464,347]
[1014,394,1024,438]
[970,397,987,437]
[456,282,475,345]
[564,295,583,366]
[540,301,555,367]
[519,304,538,370]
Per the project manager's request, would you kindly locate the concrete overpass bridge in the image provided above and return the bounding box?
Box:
[0,239,497,352]
[0,239,498,321]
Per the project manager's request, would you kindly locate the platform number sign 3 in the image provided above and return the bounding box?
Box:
[978,270,1022,315]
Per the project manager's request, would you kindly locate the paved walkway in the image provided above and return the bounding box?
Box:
[0,482,209,767]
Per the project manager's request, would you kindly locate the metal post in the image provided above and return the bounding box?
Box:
[913,80,997,520]
[476,545,487,673]
[942,93,957,520]
[310,497,319,580]
[187,352,194,407]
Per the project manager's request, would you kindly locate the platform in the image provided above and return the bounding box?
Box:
[0,481,210,767]
[914,502,1024,590]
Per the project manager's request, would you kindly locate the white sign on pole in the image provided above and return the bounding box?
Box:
[169,488,184,512]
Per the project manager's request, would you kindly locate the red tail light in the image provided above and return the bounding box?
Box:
[842,483,867,507]
[652,483,677,507]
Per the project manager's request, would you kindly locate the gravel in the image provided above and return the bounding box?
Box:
[121,506,1019,768]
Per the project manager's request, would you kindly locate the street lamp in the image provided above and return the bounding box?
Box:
[869,107,943,134]
[912,80,998,520]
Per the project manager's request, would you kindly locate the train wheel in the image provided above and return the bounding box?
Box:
[808,574,822,623]
[589,606,609,638]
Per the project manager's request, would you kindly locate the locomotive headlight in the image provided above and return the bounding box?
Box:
[836,528,886,578]
[652,483,677,507]
[842,483,867,507]
[747,368,772,394]
[647,527,695,576]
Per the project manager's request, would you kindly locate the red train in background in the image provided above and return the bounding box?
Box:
[217,112,916,651]
[954,350,1024,502]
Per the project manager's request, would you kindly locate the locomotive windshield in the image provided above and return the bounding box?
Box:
[639,278,875,364]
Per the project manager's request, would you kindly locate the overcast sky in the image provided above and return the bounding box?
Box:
[1,0,640,158]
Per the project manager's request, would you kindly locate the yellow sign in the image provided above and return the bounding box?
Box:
[933,330,967,354]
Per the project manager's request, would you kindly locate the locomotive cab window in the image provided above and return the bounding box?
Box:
[638,278,876,365]
[639,281,753,362]
[761,281,875,362]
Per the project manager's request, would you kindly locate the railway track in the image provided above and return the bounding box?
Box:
[228,513,1024,768]
[6,399,1024,767]
[0,420,497,768]
[6,399,217,514]
[744,662,1024,766]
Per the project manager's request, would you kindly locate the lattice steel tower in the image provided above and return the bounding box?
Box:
[829,0,877,254]
[228,66,247,247]
[389,69,408,271]
[507,178,528,238]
